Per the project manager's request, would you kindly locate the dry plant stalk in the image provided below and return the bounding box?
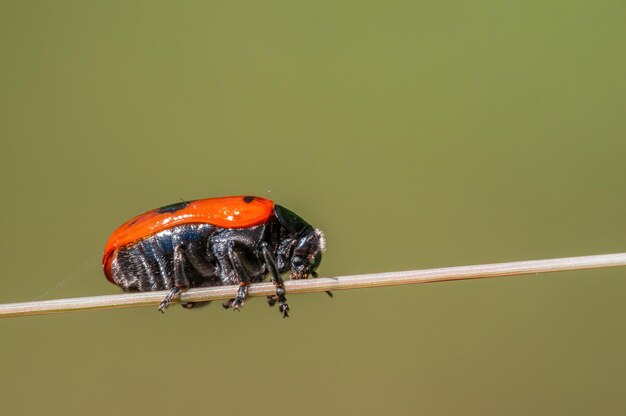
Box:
[1,252,625,318]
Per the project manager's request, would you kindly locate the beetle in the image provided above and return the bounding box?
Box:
[102,196,325,317]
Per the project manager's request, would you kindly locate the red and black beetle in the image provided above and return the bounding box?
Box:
[103,196,325,317]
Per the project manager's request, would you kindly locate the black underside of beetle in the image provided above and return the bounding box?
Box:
[109,206,324,317]
[112,223,270,292]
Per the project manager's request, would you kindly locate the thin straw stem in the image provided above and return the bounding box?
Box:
[1,252,625,318]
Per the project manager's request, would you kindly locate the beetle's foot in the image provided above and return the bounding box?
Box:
[229,284,248,312]
[158,287,181,313]
[273,286,289,318]
[267,295,278,307]
[222,299,244,311]
[232,297,245,311]
[158,299,170,313]
[222,297,245,311]
[268,294,289,317]
[182,301,210,309]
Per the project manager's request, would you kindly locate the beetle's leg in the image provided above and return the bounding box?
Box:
[159,245,190,313]
[178,243,217,310]
[312,271,333,298]
[227,242,250,311]
[159,287,181,313]
[266,295,278,307]
[261,243,289,318]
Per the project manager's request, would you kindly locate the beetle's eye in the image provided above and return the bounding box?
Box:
[308,251,322,267]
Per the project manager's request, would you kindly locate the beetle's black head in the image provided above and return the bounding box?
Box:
[290,228,326,279]
[274,204,326,279]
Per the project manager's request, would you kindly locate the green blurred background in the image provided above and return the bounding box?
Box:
[1,1,625,415]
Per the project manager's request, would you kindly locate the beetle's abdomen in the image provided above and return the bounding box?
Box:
[109,224,217,292]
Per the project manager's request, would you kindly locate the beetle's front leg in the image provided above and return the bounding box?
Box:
[261,243,289,318]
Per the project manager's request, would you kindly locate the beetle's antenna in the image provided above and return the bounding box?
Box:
[1,252,625,318]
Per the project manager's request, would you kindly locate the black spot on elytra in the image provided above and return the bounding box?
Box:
[157,201,189,214]
[243,196,255,203]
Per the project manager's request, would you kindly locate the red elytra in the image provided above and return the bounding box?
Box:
[102,196,274,279]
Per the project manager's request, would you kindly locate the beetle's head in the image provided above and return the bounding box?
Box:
[274,204,326,279]
[290,228,326,279]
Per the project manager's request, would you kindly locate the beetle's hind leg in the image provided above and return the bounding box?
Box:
[261,243,289,318]
[158,245,190,313]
